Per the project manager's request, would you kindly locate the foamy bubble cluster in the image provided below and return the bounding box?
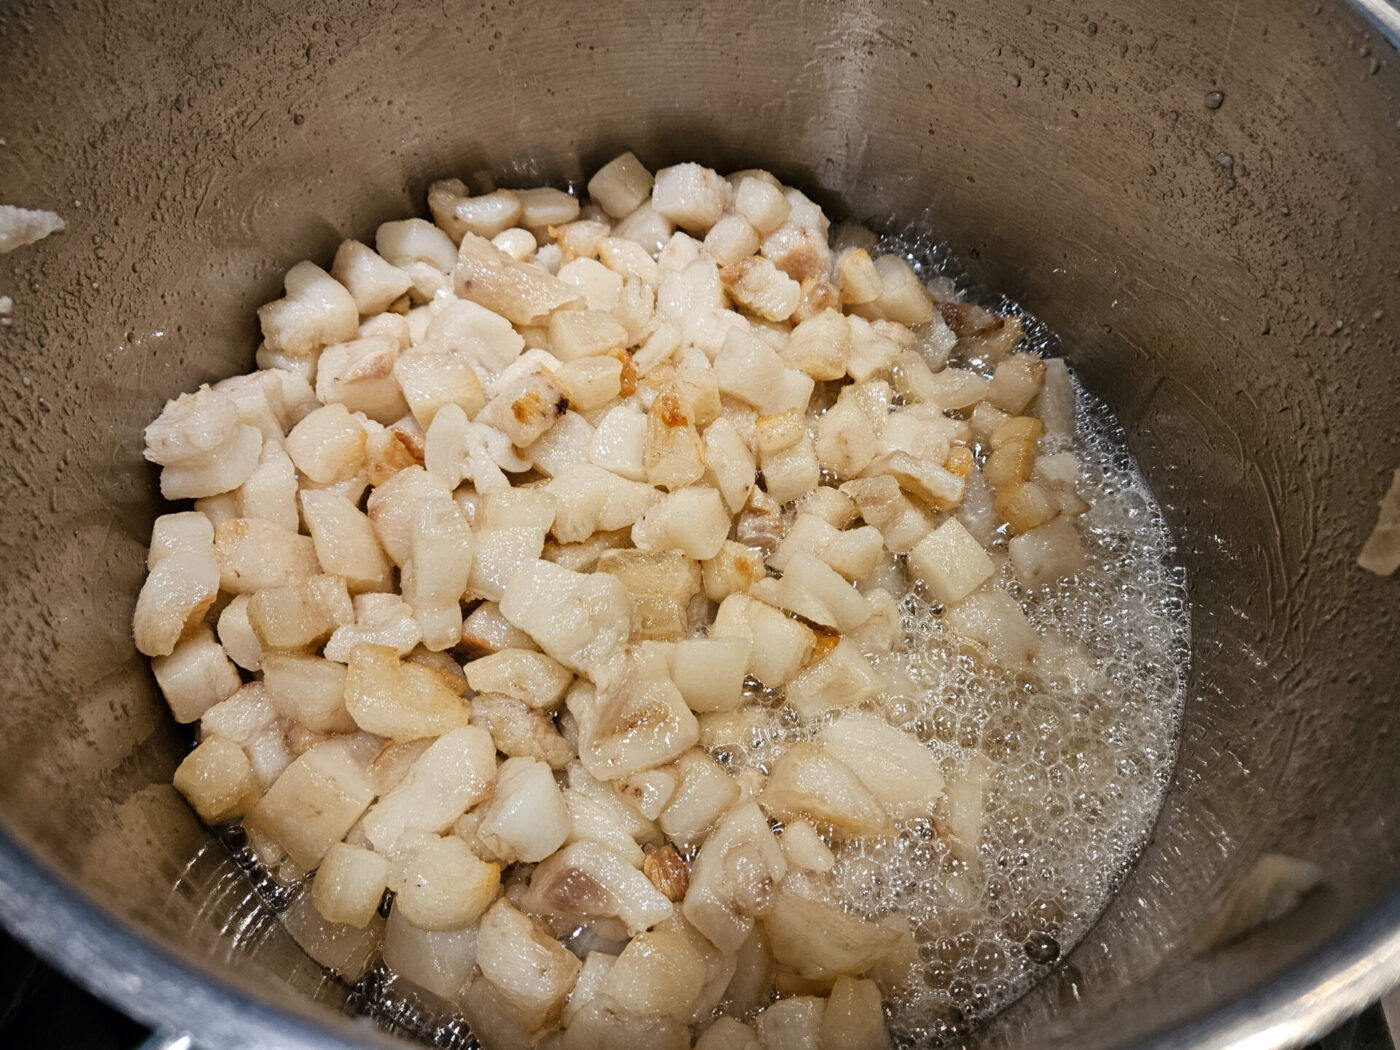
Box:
[699,353,1189,1045]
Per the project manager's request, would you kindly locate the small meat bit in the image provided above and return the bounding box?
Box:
[643,843,690,903]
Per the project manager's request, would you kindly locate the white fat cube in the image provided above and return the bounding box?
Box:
[763,743,891,837]
[682,801,787,953]
[822,976,891,1050]
[614,202,676,256]
[468,524,551,601]
[644,386,706,491]
[381,908,477,1001]
[245,736,378,870]
[614,273,657,343]
[850,254,934,326]
[588,152,655,219]
[548,269,625,329]
[236,441,298,533]
[454,232,582,326]
[701,541,765,603]
[491,226,536,259]
[711,595,815,688]
[360,726,497,851]
[908,518,995,605]
[618,766,678,821]
[598,235,660,285]
[154,424,264,502]
[257,261,359,357]
[630,487,730,561]
[732,176,791,236]
[1035,357,1077,438]
[759,188,832,283]
[780,820,835,874]
[865,450,964,510]
[986,353,1047,414]
[470,695,572,770]
[840,475,933,554]
[825,525,886,582]
[476,368,569,448]
[712,327,785,406]
[330,239,412,315]
[837,247,883,305]
[780,553,872,632]
[703,416,757,514]
[217,594,263,671]
[1008,517,1086,587]
[721,255,802,322]
[783,308,851,381]
[784,639,884,719]
[556,355,623,411]
[590,404,648,481]
[460,601,539,658]
[393,344,486,428]
[527,410,596,478]
[376,217,457,272]
[261,652,355,733]
[133,548,220,658]
[464,648,572,708]
[548,307,629,360]
[429,181,523,241]
[945,587,1040,670]
[248,574,353,650]
[553,219,611,262]
[652,163,731,232]
[799,486,857,528]
[344,643,471,740]
[761,433,821,504]
[597,547,703,641]
[147,511,214,569]
[924,366,991,411]
[426,298,526,372]
[199,683,276,748]
[499,559,630,683]
[597,928,706,1018]
[815,395,879,480]
[286,403,366,484]
[213,518,321,597]
[401,499,474,651]
[852,587,903,656]
[667,636,751,713]
[570,676,699,782]
[476,756,572,864]
[366,465,456,565]
[817,710,945,820]
[143,384,244,466]
[657,229,702,273]
[755,408,804,456]
[476,901,581,1030]
[514,186,580,228]
[173,735,258,824]
[300,490,391,594]
[703,214,761,267]
[313,842,390,928]
[658,750,740,846]
[151,624,241,723]
[395,835,501,930]
[323,594,424,662]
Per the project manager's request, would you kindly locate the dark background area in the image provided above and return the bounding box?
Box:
[0,925,1393,1050]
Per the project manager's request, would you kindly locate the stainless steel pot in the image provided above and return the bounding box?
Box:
[2,0,1399,1047]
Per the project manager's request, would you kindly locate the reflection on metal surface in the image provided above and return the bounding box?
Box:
[1,0,1399,1048]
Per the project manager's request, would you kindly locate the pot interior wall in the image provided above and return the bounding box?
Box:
[1,1,1398,1047]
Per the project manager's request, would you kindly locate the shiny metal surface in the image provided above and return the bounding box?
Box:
[0,0,1398,1047]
